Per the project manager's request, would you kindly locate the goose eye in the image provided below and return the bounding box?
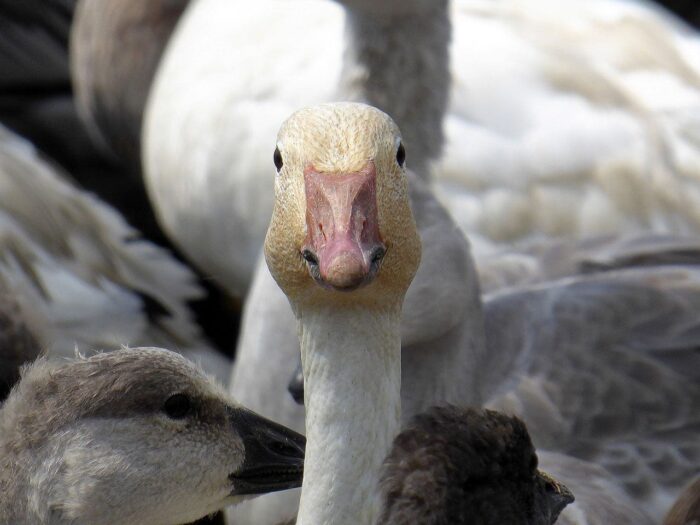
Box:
[396,142,406,167]
[544,479,558,493]
[163,393,191,419]
[273,147,284,172]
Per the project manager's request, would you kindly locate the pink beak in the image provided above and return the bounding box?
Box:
[302,161,386,291]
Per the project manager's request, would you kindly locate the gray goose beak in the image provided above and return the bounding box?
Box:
[227,407,305,495]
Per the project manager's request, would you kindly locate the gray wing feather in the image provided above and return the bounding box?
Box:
[485,265,700,517]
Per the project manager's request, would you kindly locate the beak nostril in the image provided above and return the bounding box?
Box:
[302,249,319,266]
[270,439,296,456]
[371,246,386,264]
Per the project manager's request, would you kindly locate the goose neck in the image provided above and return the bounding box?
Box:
[296,304,402,525]
[339,1,451,180]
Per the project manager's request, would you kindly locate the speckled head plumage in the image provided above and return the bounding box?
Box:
[265,102,421,310]
[379,406,574,525]
[0,347,305,525]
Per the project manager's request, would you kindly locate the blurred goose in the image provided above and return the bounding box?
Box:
[0,124,229,381]
[70,0,189,168]
[0,0,95,173]
[0,347,304,525]
[144,0,700,298]
[380,406,574,525]
[242,103,697,523]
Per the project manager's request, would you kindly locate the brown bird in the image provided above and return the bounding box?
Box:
[379,406,573,525]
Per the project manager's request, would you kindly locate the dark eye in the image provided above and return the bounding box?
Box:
[163,393,191,419]
[396,142,406,167]
[273,147,284,172]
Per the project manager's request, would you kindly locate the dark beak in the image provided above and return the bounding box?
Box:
[227,407,305,496]
[287,357,304,406]
[539,471,575,522]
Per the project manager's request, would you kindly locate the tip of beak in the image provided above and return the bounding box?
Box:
[322,250,367,290]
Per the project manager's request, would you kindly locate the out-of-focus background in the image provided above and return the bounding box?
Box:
[2,1,700,524]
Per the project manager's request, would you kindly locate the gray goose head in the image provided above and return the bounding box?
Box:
[0,347,304,525]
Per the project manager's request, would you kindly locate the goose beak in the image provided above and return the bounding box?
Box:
[227,407,305,495]
[538,470,575,521]
[301,161,386,291]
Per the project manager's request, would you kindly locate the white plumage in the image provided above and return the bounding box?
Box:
[144,0,700,299]
[0,124,228,380]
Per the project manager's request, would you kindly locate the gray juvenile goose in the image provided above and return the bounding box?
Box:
[0,347,304,525]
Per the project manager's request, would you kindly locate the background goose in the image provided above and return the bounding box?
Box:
[380,406,574,525]
[0,123,229,381]
[0,0,78,161]
[234,103,697,523]
[70,0,189,171]
[143,0,700,300]
[0,347,304,525]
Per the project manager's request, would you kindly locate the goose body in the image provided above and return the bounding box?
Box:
[70,0,189,167]
[234,103,698,524]
[0,124,229,380]
[144,0,700,298]
[0,347,304,525]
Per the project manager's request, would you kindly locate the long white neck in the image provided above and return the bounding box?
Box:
[339,1,451,179]
[296,304,402,525]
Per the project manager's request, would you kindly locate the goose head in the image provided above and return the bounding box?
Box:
[379,406,575,525]
[265,102,421,311]
[0,347,304,524]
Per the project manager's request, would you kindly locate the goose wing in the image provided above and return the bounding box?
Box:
[0,125,223,375]
[477,234,700,293]
[484,263,700,519]
[440,0,700,246]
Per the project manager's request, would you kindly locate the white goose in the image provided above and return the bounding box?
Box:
[245,103,697,523]
[144,0,700,299]
[0,124,229,381]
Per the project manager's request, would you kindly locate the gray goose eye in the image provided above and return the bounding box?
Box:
[274,147,284,172]
[163,393,191,419]
[396,142,406,167]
